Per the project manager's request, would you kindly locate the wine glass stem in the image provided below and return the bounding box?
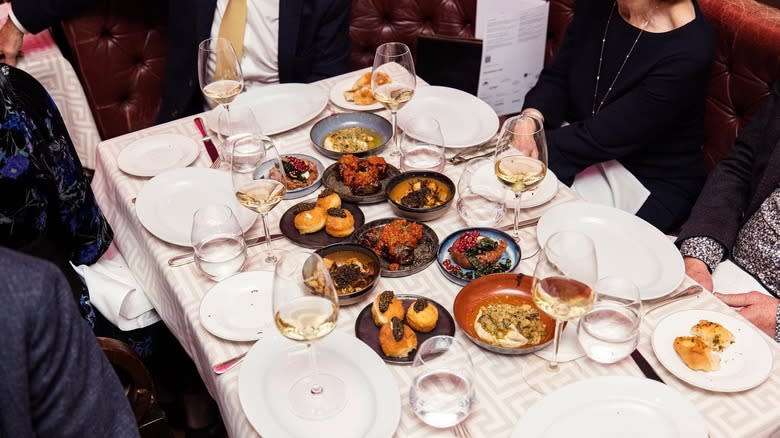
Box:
[549,319,565,370]
[390,111,400,157]
[512,193,522,239]
[259,213,275,263]
[306,343,324,396]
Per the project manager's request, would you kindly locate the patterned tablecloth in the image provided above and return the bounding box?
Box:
[91,70,780,438]
[2,4,103,169]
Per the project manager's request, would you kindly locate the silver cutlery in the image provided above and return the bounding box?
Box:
[500,216,541,230]
[644,285,703,315]
[167,233,285,267]
[453,422,472,438]
[448,139,497,165]
[213,351,248,375]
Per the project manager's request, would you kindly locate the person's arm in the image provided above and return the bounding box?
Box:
[715,292,780,341]
[0,16,24,66]
[305,0,351,82]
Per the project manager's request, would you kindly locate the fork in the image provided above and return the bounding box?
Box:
[644,285,703,315]
[453,422,472,438]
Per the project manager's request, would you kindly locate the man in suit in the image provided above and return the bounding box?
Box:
[0,0,351,121]
[676,80,780,340]
[0,247,138,437]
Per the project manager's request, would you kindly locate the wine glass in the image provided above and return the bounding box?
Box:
[198,37,244,123]
[493,114,548,258]
[191,204,247,281]
[532,231,598,370]
[372,42,416,157]
[577,276,642,364]
[399,115,446,172]
[456,157,506,227]
[229,133,286,269]
[272,250,344,419]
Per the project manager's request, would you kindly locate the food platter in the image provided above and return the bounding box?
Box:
[437,227,520,286]
[321,162,400,204]
[453,273,554,354]
[314,243,380,306]
[279,154,324,199]
[279,199,365,249]
[354,293,455,365]
[328,75,384,111]
[352,218,439,278]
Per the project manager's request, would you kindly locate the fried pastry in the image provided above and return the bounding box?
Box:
[293,206,326,234]
[673,336,720,371]
[379,316,417,358]
[371,290,405,327]
[691,320,735,352]
[342,71,392,106]
[316,190,341,210]
[406,297,439,333]
[325,207,355,238]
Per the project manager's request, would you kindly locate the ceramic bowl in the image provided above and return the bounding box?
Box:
[385,171,455,221]
[280,153,324,199]
[315,243,381,306]
[310,112,392,159]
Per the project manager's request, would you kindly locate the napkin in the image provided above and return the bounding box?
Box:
[71,243,160,331]
[571,159,650,215]
[712,260,770,296]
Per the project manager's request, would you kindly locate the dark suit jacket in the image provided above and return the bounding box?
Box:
[0,248,138,437]
[676,80,780,257]
[12,0,351,122]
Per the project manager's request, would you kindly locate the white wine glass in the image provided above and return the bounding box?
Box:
[273,250,344,419]
[532,231,598,370]
[372,42,416,157]
[493,114,548,258]
[198,37,244,125]
[229,134,286,269]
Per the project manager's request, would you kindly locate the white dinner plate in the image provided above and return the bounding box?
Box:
[397,86,499,148]
[135,167,256,246]
[473,161,559,208]
[536,202,684,300]
[118,134,200,177]
[199,271,274,341]
[329,75,383,111]
[651,309,773,392]
[239,331,401,438]
[208,83,328,135]
[511,376,708,438]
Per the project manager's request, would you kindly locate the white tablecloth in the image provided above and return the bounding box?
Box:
[91,71,780,438]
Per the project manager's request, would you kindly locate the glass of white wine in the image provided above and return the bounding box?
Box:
[229,133,286,270]
[532,231,598,370]
[272,250,343,420]
[198,37,244,122]
[493,114,548,258]
[372,42,416,157]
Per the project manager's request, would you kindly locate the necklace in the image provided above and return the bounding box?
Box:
[591,1,657,116]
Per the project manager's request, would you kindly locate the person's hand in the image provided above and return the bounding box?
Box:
[510,114,542,158]
[715,291,779,338]
[0,19,24,66]
[684,256,713,291]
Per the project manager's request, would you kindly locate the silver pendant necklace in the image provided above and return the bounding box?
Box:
[592,1,657,116]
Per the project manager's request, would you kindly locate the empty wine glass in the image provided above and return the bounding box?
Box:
[494,114,548,258]
[577,276,642,364]
[272,250,343,419]
[532,231,598,370]
[410,335,474,428]
[456,157,506,227]
[229,134,286,269]
[191,204,247,281]
[400,116,446,172]
[217,105,264,165]
[372,42,416,157]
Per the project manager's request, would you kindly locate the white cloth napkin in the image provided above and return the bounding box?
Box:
[571,159,650,215]
[71,243,160,331]
[712,260,770,296]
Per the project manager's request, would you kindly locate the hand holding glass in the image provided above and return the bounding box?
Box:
[400,116,446,172]
[272,250,343,419]
[372,42,416,157]
[456,157,506,227]
[191,204,247,281]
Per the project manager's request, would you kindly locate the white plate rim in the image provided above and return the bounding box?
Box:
[651,309,773,392]
[117,134,200,177]
[510,376,708,438]
[517,169,559,208]
[238,331,401,438]
[536,201,684,299]
[329,76,383,111]
[134,167,256,246]
[199,271,274,341]
[397,86,499,148]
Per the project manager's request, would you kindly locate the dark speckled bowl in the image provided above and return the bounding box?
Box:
[385,171,455,222]
[310,112,392,159]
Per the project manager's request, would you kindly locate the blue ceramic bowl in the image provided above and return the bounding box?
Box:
[437,227,520,286]
[310,112,392,159]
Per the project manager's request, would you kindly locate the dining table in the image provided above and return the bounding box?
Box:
[90,69,780,438]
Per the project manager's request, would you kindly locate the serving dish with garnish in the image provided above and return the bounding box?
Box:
[279,192,365,249]
[385,171,455,221]
[437,228,520,286]
[314,243,380,306]
[352,218,439,278]
[321,154,400,204]
[310,112,392,159]
[277,153,323,199]
[453,273,554,354]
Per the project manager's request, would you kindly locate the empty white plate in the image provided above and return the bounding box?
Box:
[200,271,274,341]
[118,134,200,177]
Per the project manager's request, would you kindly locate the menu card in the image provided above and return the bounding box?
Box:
[476,0,549,116]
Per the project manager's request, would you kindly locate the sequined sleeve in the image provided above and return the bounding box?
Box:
[679,236,725,273]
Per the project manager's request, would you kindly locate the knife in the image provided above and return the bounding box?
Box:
[194,116,220,163]
[167,233,285,267]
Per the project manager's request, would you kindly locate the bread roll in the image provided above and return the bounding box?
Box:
[673,336,720,371]
[325,208,355,238]
[406,297,439,333]
[316,191,341,210]
[294,207,326,234]
[379,317,417,358]
[691,320,735,352]
[371,290,405,327]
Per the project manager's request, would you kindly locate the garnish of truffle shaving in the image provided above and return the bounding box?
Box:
[291,202,316,215]
[327,207,347,218]
[413,297,429,312]
[378,290,394,313]
[391,317,404,341]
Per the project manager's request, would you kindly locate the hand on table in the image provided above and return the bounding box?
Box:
[715,291,779,338]
[684,256,713,291]
[0,18,23,66]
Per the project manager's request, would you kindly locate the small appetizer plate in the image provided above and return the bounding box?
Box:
[385,171,455,222]
[321,162,401,204]
[280,153,324,200]
[279,199,365,249]
[437,227,520,286]
[352,217,439,278]
[314,243,380,306]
